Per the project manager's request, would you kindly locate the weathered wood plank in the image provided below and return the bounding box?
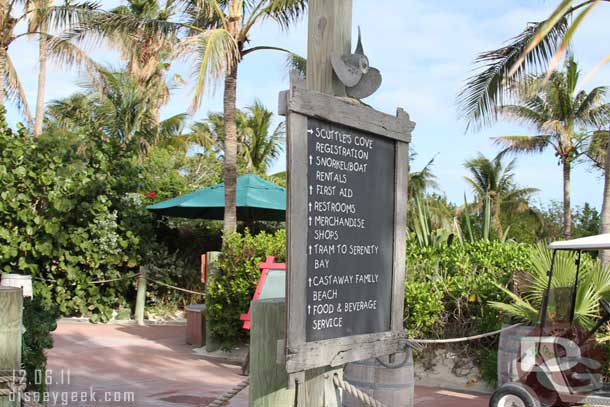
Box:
[135,266,147,326]
[286,332,408,373]
[0,287,22,407]
[286,107,308,353]
[287,87,415,143]
[306,0,352,96]
[249,299,295,406]
[300,366,341,407]
[205,251,221,353]
[391,139,409,332]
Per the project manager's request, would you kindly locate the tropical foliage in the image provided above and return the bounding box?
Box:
[493,59,610,238]
[490,244,610,330]
[464,152,539,239]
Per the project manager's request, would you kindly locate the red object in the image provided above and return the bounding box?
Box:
[240,256,286,330]
[201,254,206,283]
[146,191,157,199]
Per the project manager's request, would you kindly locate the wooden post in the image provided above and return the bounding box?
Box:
[249,299,294,406]
[307,0,352,96]
[204,251,221,352]
[0,287,23,407]
[296,1,353,405]
[135,266,147,326]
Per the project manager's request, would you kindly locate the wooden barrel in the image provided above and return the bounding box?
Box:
[342,350,414,407]
[497,324,535,386]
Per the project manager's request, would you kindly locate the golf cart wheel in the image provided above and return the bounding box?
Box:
[490,383,541,407]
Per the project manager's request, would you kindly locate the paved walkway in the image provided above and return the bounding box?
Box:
[45,322,489,406]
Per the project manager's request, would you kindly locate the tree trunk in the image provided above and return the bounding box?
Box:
[34,26,48,137]
[0,46,6,107]
[563,160,572,239]
[223,63,238,236]
[600,134,610,266]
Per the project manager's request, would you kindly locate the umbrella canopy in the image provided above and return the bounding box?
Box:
[147,174,286,221]
[548,233,610,251]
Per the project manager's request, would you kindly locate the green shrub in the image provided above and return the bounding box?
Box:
[0,112,216,321]
[0,118,145,320]
[405,240,531,339]
[22,297,59,393]
[207,229,286,348]
[404,280,444,338]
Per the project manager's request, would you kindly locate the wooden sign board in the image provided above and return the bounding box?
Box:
[279,79,415,374]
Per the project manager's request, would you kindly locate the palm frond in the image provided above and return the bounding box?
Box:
[497,103,549,129]
[5,56,33,125]
[544,1,598,77]
[493,135,551,155]
[586,130,609,169]
[55,8,182,50]
[489,285,540,325]
[46,32,102,80]
[457,16,568,131]
[575,86,608,118]
[178,28,239,112]
[262,0,307,30]
[409,157,439,198]
[285,52,305,78]
[45,2,102,31]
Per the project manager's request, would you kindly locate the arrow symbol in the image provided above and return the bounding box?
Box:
[308,305,311,315]
[307,129,313,135]
[309,155,313,165]
[309,185,313,195]
[308,216,312,226]
[308,245,312,255]
[308,277,312,287]
[308,202,312,212]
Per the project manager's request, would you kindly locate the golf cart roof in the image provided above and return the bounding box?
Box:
[548,233,610,251]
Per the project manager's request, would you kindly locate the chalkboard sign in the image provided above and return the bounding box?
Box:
[306,118,395,342]
[281,81,415,374]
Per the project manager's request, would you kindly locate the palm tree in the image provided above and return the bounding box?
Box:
[457,0,605,130]
[408,157,438,199]
[464,152,538,239]
[29,0,53,137]
[193,101,285,174]
[492,59,610,238]
[46,69,186,152]
[108,0,178,123]
[65,0,306,235]
[240,101,285,174]
[457,1,610,261]
[0,0,98,128]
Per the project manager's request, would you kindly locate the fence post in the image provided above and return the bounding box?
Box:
[0,287,23,407]
[135,266,148,326]
[205,252,221,352]
[249,298,294,406]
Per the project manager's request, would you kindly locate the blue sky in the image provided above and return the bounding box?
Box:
[8,0,610,209]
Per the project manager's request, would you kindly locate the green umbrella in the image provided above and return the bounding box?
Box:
[146,174,286,221]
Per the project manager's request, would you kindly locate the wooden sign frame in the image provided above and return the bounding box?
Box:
[279,78,415,374]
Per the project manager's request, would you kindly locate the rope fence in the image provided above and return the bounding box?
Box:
[407,323,522,345]
[35,271,205,295]
[333,374,387,407]
[202,378,249,407]
[0,370,27,397]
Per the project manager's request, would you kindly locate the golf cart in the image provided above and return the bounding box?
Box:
[490,234,610,407]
